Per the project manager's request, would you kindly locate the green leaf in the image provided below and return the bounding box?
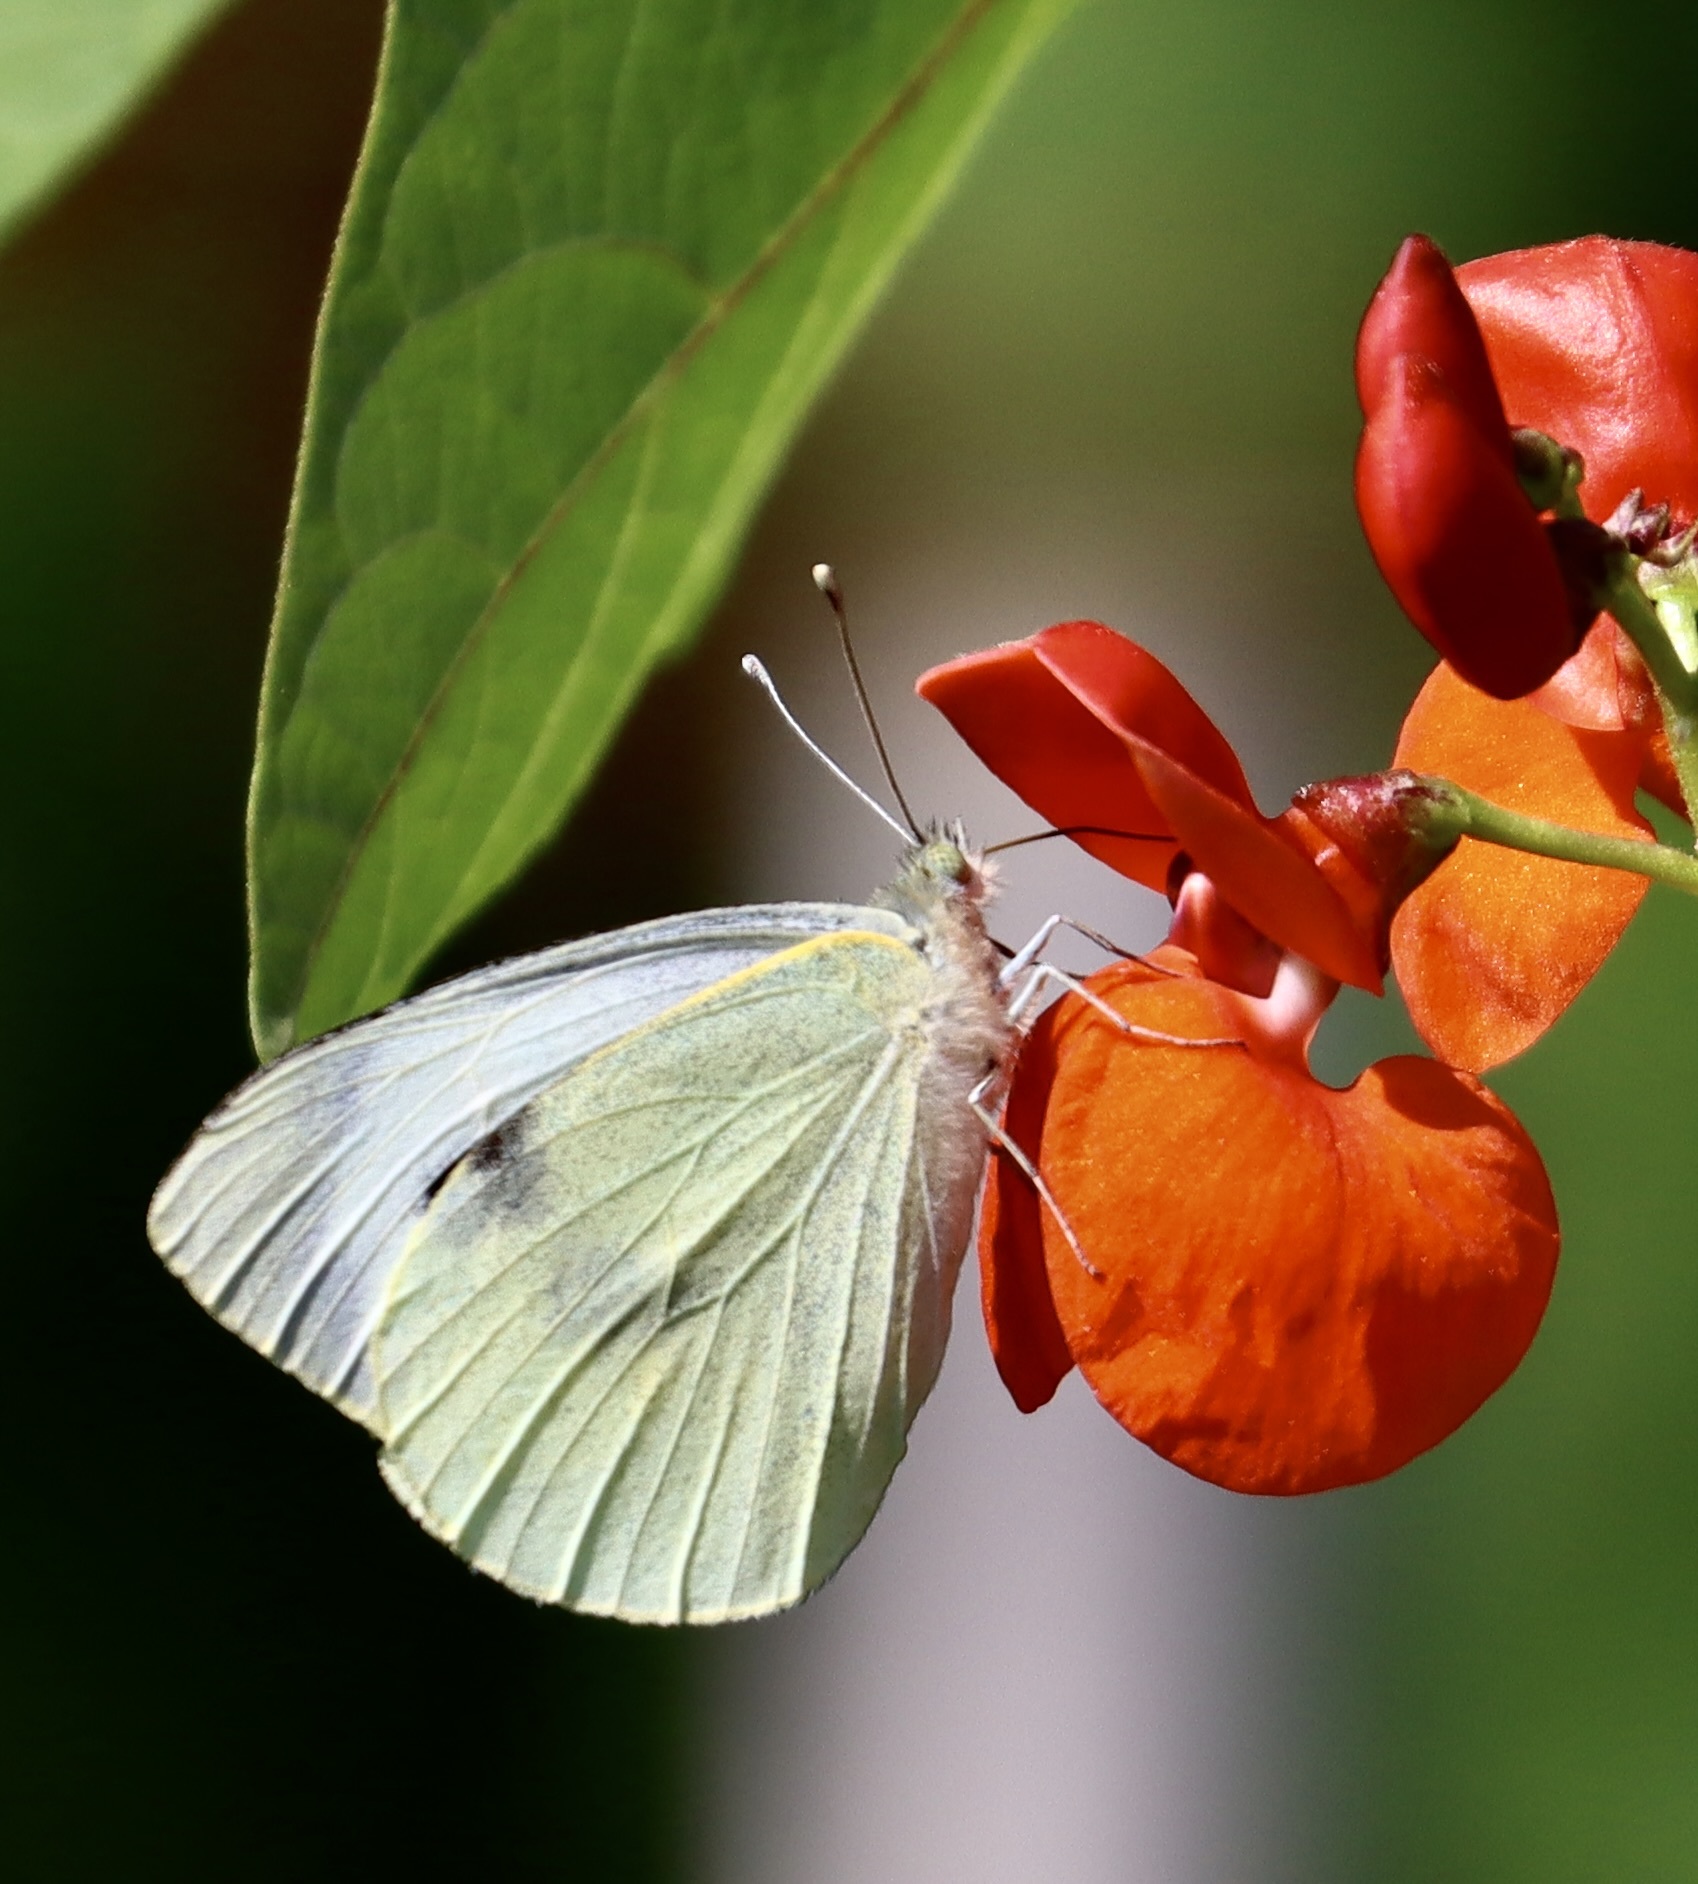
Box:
[249,0,1076,1058]
[0,1,233,241]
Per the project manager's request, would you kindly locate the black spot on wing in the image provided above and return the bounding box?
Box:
[421,1118,520,1207]
[468,1125,516,1175]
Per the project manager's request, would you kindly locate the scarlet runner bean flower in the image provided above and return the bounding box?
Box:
[1357,236,1698,1068]
[918,624,1560,1493]
[1356,233,1586,700]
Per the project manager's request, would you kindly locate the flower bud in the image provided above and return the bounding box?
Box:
[1510,428,1578,511]
[1356,236,1586,698]
[1357,234,1509,441]
[1356,352,1581,697]
[1281,769,1458,970]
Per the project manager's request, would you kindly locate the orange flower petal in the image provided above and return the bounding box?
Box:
[1527,618,1633,730]
[1392,661,1651,1071]
[1018,965,1558,1494]
[1640,724,1685,818]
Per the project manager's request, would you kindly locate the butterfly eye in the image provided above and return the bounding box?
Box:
[921,839,973,884]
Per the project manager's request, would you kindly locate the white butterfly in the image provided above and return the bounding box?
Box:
[148,823,1049,1623]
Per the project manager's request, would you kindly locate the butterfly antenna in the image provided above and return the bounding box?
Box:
[741,656,914,843]
[983,824,1169,856]
[811,563,923,840]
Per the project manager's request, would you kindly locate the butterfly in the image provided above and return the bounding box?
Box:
[148,807,1045,1623]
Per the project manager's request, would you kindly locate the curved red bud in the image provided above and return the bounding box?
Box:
[1356,355,1580,697]
[1460,238,1698,525]
[1357,233,1510,445]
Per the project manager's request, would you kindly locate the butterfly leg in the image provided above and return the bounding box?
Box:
[996,912,1069,986]
[1007,959,1243,1050]
[996,913,1184,988]
[967,1072,1102,1280]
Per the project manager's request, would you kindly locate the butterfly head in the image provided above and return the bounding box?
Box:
[883,822,995,923]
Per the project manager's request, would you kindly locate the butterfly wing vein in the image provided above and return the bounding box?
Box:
[371,932,980,1623]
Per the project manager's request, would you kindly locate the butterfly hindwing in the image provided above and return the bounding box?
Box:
[147,905,903,1424]
[371,929,979,1624]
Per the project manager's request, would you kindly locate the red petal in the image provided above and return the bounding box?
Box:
[1356,356,1578,698]
[1357,233,1510,446]
[1030,966,1559,1495]
[1027,621,1261,805]
[1392,661,1652,1070]
[1128,739,1383,991]
[1461,238,1698,524]
[916,622,1252,893]
[921,624,1381,987]
[978,1016,1075,1412]
[1023,626,1380,982]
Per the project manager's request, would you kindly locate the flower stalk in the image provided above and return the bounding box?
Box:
[1415,774,1698,894]
[1597,557,1698,826]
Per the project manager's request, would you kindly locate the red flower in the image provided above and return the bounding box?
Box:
[1388,238,1698,1070]
[1355,234,1583,699]
[917,621,1385,989]
[920,626,1559,1492]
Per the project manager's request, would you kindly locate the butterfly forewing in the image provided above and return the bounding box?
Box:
[147,905,901,1425]
[372,930,978,1624]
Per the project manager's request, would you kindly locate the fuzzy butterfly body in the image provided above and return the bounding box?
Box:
[149,838,1014,1622]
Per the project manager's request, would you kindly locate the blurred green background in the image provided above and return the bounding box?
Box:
[7,0,1698,1876]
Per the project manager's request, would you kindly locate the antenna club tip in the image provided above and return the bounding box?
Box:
[740,653,765,678]
[811,562,841,599]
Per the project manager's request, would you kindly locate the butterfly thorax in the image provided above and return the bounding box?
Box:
[873,829,1016,1096]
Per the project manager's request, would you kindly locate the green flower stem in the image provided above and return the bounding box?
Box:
[1600,559,1698,825]
[1414,775,1698,896]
